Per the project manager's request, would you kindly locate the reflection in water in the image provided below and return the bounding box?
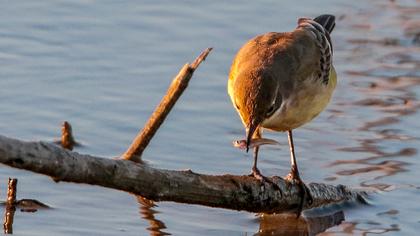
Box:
[321,221,400,235]
[136,196,347,236]
[336,160,406,178]
[333,10,420,188]
[325,0,420,234]
[377,209,398,216]
[256,211,344,236]
[332,129,415,190]
[137,196,170,236]
[1,179,50,234]
[348,38,400,46]
[2,203,15,234]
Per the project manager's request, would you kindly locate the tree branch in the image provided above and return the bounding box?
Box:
[0,135,366,214]
[121,48,213,162]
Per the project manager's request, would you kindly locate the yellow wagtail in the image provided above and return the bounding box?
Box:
[228,14,336,215]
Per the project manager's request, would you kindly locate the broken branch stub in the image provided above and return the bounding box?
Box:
[5,178,17,205]
[61,121,76,150]
[3,178,17,234]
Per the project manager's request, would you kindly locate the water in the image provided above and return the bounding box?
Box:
[0,0,419,235]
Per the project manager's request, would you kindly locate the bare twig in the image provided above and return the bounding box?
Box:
[0,135,367,214]
[3,178,17,234]
[121,48,213,162]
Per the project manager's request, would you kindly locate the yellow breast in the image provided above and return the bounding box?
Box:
[262,67,337,131]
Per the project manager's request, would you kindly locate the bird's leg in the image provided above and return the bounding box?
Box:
[250,146,265,181]
[249,128,265,180]
[247,130,282,193]
[285,130,313,217]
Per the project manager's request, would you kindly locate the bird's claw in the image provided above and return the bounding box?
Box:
[249,168,282,194]
[249,167,264,180]
[285,173,313,218]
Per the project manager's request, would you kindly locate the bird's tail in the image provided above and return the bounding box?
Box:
[313,14,335,34]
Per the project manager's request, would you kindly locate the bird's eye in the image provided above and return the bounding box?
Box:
[235,103,240,110]
[266,104,275,117]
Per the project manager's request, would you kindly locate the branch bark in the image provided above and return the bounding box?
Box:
[0,135,366,214]
[121,48,213,162]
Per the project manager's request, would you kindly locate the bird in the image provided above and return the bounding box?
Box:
[227,14,336,216]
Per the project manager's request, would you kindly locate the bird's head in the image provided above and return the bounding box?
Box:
[232,70,282,151]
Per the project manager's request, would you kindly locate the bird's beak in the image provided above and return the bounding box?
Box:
[245,120,258,153]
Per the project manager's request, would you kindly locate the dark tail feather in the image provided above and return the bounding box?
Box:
[314,14,335,34]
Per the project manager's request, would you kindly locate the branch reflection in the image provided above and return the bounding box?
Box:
[137,196,171,236]
[256,210,345,236]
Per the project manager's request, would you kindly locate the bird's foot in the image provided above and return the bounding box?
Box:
[248,168,282,193]
[248,167,266,181]
[284,172,313,218]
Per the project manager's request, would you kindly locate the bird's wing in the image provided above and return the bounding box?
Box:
[293,17,334,85]
[228,15,336,100]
